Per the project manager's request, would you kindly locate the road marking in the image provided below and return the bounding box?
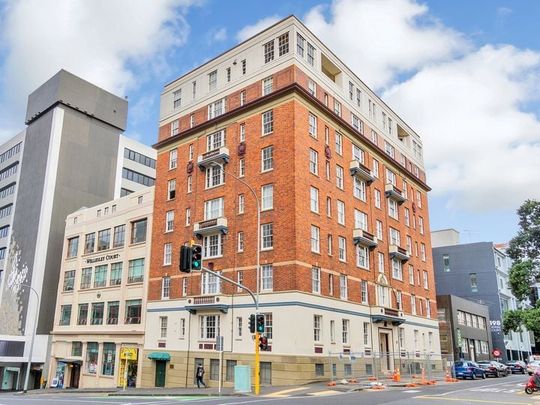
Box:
[307,390,339,396]
[430,379,529,397]
[414,395,532,404]
[265,387,309,397]
[404,390,422,393]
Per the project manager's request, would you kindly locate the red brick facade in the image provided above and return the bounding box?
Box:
[150,65,435,322]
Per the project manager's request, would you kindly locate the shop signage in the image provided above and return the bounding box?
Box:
[85,253,120,264]
[120,347,138,360]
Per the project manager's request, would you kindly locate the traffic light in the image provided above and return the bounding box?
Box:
[249,314,256,334]
[179,246,191,273]
[259,335,269,351]
[256,314,265,333]
[191,244,202,271]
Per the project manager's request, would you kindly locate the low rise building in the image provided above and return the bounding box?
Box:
[437,295,492,362]
[48,187,153,389]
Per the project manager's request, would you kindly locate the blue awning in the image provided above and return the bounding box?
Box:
[147,352,170,361]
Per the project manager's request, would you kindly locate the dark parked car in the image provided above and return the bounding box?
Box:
[477,361,508,377]
[506,361,526,374]
[454,361,486,380]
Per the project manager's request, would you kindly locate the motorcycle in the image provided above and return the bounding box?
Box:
[525,376,539,395]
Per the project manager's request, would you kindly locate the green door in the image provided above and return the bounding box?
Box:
[155,360,166,387]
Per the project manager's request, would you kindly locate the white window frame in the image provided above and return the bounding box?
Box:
[309,149,318,175]
[261,184,273,211]
[163,243,172,266]
[338,236,346,262]
[311,225,320,253]
[312,267,321,294]
[310,187,319,213]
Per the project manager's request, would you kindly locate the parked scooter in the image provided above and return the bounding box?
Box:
[525,375,539,395]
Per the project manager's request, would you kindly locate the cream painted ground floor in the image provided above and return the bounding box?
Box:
[142,291,443,387]
[48,333,144,389]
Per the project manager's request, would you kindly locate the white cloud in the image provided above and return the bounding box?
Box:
[304,0,469,90]
[0,0,196,140]
[236,15,281,42]
[212,27,227,42]
[384,45,540,210]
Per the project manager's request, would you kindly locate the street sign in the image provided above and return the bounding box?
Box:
[492,348,502,358]
[456,328,463,348]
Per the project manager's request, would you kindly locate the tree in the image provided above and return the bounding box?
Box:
[503,199,540,340]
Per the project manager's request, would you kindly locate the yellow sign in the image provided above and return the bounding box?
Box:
[120,347,138,361]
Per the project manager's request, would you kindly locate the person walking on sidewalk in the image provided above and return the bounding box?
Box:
[196,364,206,388]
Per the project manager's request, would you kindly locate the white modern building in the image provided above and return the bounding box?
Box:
[0,70,156,390]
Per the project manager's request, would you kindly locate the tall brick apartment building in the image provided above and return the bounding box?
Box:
[143,16,440,387]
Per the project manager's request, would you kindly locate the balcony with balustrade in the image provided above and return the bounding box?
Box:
[385,183,406,204]
[349,160,375,184]
[197,147,230,170]
[193,217,228,238]
[389,244,410,261]
[352,229,378,249]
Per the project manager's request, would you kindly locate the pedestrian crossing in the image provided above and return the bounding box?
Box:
[264,387,342,398]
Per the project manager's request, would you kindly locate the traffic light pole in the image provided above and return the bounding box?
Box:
[211,164,261,395]
[200,266,261,394]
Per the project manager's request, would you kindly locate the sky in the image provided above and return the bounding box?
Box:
[0,0,539,245]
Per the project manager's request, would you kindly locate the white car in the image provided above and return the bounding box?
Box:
[527,361,540,375]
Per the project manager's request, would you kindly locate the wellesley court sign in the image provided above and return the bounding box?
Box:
[85,253,121,264]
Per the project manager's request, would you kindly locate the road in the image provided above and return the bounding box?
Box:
[0,374,536,404]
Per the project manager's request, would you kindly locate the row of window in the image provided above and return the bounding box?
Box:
[460,338,490,355]
[59,299,142,327]
[308,183,424,233]
[69,341,118,376]
[63,258,145,291]
[310,267,431,316]
[66,218,147,258]
[0,163,18,182]
[122,168,155,187]
[0,183,15,199]
[0,143,21,164]
[457,311,487,330]
[123,148,156,169]
[264,32,290,64]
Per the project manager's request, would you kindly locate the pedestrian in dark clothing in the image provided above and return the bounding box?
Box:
[196,365,206,388]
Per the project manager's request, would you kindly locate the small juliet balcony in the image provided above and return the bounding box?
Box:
[353,229,378,249]
[389,244,410,262]
[385,183,406,205]
[349,160,375,185]
[194,217,228,238]
[197,147,230,170]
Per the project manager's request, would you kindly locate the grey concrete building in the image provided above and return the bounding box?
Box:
[0,70,156,390]
[437,295,492,362]
[432,229,533,363]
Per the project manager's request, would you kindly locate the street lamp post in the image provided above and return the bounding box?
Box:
[20,283,40,393]
[211,163,261,394]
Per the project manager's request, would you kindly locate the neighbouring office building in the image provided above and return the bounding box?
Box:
[48,187,153,389]
[0,70,156,390]
[144,15,441,388]
[432,229,534,363]
[437,295,492,362]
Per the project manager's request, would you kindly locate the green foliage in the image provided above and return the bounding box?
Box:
[505,200,540,342]
[502,310,523,334]
[508,260,536,302]
[507,199,540,263]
